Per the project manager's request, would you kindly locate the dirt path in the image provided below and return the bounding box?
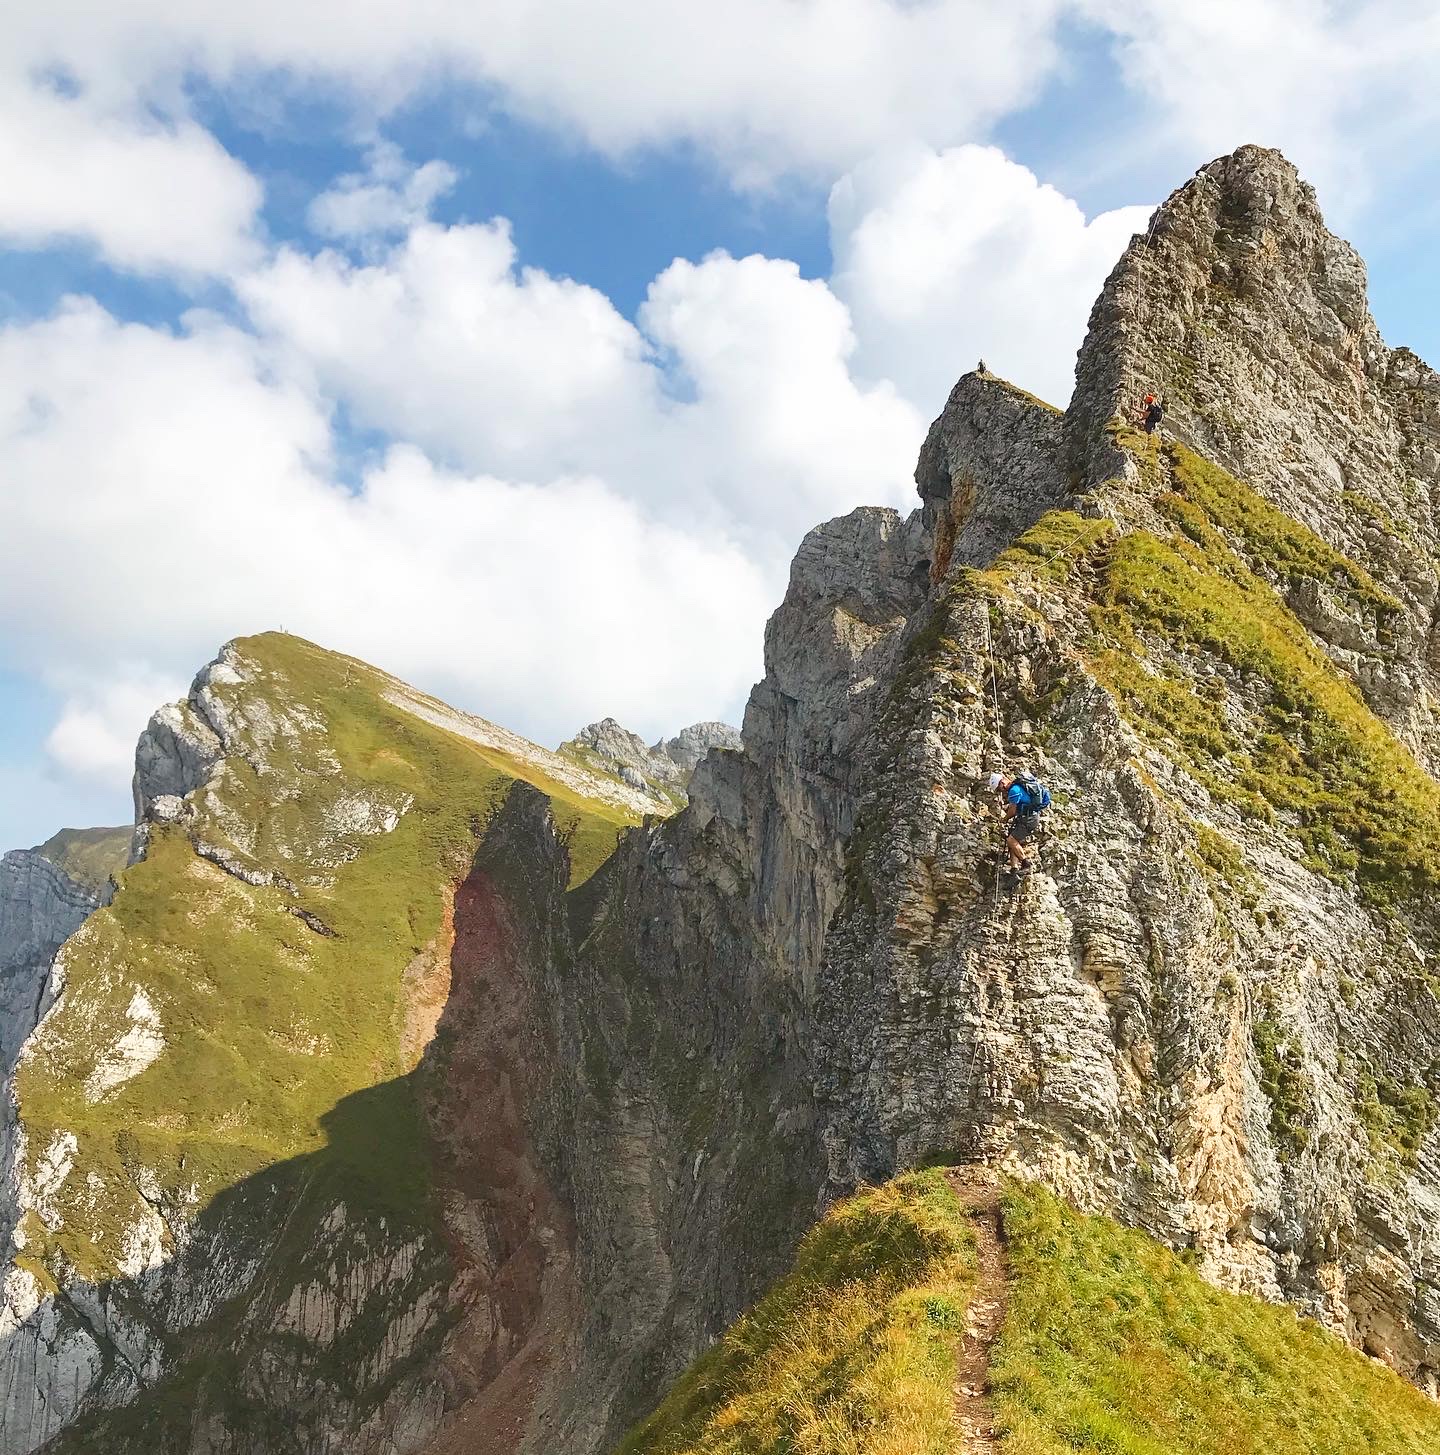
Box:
[947,1169,1008,1453]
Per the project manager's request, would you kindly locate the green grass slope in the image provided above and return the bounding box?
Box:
[994,1183,1440,1455]
[12,632,638,1285]
[615,1169,977,1455]
[617,1176,1440,1455]
[989,434,1437,910]
[33,825,132,893]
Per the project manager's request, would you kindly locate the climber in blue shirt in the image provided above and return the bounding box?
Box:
[987,770,1051,877]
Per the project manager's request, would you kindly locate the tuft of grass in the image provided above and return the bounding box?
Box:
[994,512,1115,585]
[1187,820,1256,900]
[1252,1018,1311,1152]
[614,1169,976,1455]
[1357,1068,1437,1173]
[1166,445,1401,617]
[992,1181,1440,1455]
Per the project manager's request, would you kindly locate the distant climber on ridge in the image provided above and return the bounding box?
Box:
[988,770,1051,878]
[1142,393,1166,434]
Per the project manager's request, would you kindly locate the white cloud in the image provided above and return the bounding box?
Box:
[11,1,1069,185]
[44,671,187,781]
[0,77,261,276]
[239,226,922,549]
[3,0,1437,295]
[238,219,662,487]
[0,299,773,757]
[307,142,458,240]
[830,144,1152,409]
[1081,0,1440,204]
[0,142,1167,839]
[639,253,920,533]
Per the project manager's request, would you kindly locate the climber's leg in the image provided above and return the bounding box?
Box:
[1007,813,1037,870]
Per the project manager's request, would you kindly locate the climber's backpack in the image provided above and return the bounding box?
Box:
[1015,772,1051,814]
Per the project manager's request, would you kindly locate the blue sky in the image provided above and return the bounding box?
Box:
[3,1,1439,850]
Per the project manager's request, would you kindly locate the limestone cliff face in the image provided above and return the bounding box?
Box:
[0,852,102,1080]
[0,836,125,1454]
[1070,143,1440,765]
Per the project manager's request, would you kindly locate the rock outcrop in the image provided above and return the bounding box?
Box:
[0,852,103,1081]
[558,717,742,807]
[650,721,743,778]
[8,144,1440,1454]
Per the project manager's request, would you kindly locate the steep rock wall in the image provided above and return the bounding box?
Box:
[0,854,102,1081]
[1069,144,1440,765]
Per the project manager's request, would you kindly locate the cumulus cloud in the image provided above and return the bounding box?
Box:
[44,671,187,781]
[0,299,773,756]
[238,219,663,488]
[830,145,1153,409]
[1082,0,1440,204]
[638,254,920,534]
[307,142,458,240]
[11,0,1068,184]
[0,141,1162,840]
[0,77,261,275]
[239,226,922,548]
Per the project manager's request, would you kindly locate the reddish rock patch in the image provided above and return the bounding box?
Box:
[418,864,576,1454]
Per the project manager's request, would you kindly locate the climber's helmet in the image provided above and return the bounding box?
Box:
[987,772,1005,792]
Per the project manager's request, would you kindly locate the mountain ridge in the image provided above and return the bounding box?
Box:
[4,142,1440,1453]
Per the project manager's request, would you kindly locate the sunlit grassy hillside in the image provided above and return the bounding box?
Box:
[614,1168,976,1455]
[13,632,637,1283]
[619,1175,1440,1455]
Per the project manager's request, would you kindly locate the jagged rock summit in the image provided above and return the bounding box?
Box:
[559,717,741,805]
[5,144,1440,1455]
[1071,143,1440,761]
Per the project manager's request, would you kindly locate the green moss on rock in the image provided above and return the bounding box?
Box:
[1358,1067,1437,1172]
[1253,1018,1311,1152]
[1050,445,1440,909]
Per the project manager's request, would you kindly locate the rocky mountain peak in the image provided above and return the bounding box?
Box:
[1066,142,1440,766]
[651,721,742,777]
[915,369,1069,576]
[1070,145,1438,536]
[560,715,742,803]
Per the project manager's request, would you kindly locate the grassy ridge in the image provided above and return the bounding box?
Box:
[618,1176,1440,1455]
[991,439,1437,908]
[994,1182,1440,1454]
[33,825,132,893]
[1090,442,1434,903]
[13,632,635,1282]
[614,1170,976,1455]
